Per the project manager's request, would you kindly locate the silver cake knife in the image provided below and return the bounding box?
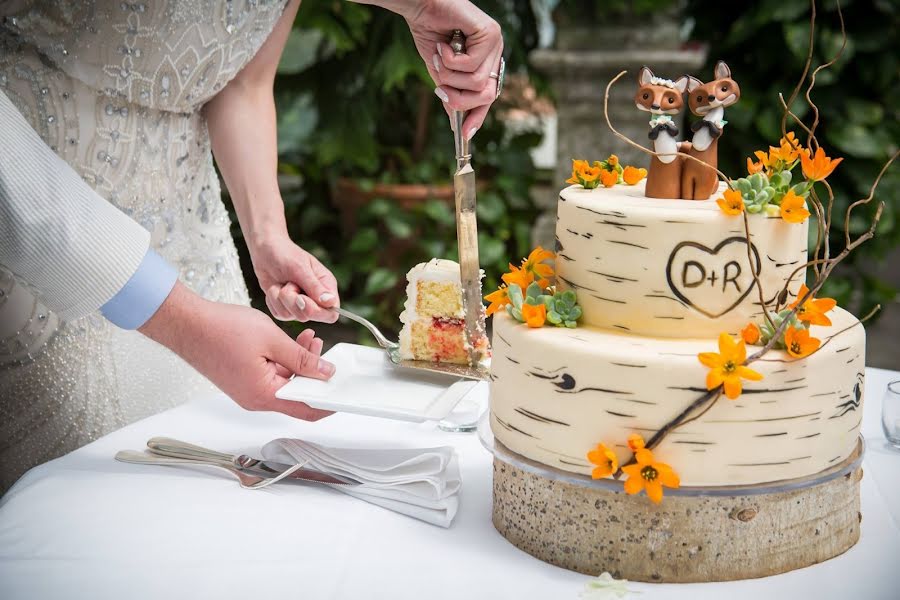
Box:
[449,30,487,367]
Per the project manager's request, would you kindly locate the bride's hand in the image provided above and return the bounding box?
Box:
[250,234,340,324]
[402,0,504,140]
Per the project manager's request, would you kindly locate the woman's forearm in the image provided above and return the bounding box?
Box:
[206,84,286,252]
[205,0,300,254]
[348,0,419,20]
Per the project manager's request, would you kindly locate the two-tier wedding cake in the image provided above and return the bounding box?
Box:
[484,62,868,583]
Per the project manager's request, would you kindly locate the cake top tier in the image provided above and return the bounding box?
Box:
[555,180,807,338]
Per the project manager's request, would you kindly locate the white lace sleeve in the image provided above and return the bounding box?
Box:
[0,89,150,322]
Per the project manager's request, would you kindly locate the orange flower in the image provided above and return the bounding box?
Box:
[741,322,761,345]
[622,165,647,185]
[484,286,511,317]
[581,163,603,185]
[587,443,618,479]
[716,188,745,216]
[800,147,843,181]
[501,264,534,291]
[747,150,771,174]
[698,333,764,400]
[566,159,590,185]
[778,132,804,162]
[521,246,555,289]
[622,446,680,504]
[746,157,764,175]
[627,433,646,452]
[599,168,618,188]
[607,155,620,167]
[779,190,811,223]
[521,303,547,328]
[784,325,821,358]
[788,284,837,326]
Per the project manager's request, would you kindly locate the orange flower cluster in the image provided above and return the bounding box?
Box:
[746,132,806,175]
[566,156,646,189]
[738,284,835,359]
[484,247,555,318]
[698,333,764,399]
[586,434,680,504]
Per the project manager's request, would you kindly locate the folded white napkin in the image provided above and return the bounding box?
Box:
[261,439,461,528]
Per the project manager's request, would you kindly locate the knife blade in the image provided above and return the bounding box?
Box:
[449,30,487,366]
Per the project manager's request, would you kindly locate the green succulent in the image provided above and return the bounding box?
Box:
[759,309,807,349]
[734,172,777,213]
[504,283,583,328]
[544,290,582,328]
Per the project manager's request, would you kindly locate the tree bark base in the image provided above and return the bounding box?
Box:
[492,443,862,582]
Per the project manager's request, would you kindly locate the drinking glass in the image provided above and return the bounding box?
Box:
[882,380,900,449]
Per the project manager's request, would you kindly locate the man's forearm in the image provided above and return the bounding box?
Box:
[138,281,206,363]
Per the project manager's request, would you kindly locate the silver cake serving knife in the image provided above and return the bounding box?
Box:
[449,29,488,368]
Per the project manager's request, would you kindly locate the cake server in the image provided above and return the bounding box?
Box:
[448,29,488,368]
[330,306,489,380]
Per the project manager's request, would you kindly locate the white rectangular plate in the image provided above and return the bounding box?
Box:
[276,343,479,422]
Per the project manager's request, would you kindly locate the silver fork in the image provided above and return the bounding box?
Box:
[330,306,490,381]
[115,450,306,490]
[146,437,353,485]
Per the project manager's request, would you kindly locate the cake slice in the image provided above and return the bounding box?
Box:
[398,258,489,365]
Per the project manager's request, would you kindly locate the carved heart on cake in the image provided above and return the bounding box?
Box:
[665,237,762,318]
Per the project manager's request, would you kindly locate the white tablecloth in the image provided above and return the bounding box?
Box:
[2,368,899,600]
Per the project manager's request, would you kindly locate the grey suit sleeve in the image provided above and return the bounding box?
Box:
[0,89,152,322]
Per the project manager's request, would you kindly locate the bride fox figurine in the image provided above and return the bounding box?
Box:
[633,67,690,199]
[681,61,741,200]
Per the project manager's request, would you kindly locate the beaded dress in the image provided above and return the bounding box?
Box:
[0,0,288,491]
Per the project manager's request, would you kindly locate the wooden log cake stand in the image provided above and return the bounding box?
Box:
[490,439,864,583]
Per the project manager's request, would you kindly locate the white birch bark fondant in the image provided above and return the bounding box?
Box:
[555,181,807,338]
[489,309,865,487]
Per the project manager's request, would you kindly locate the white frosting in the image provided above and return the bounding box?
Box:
[556,181,807,338]
[405,258,462,284]
[489,308,865,486]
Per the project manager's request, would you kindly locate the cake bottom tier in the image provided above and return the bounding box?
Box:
[489,308,865,486]
[492,445,862,582]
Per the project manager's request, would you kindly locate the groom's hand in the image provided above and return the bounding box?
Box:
[139,282,335,421]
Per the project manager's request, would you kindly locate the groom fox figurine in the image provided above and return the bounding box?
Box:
[681,61,741,200]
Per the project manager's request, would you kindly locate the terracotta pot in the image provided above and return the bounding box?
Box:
[334,177,455,212]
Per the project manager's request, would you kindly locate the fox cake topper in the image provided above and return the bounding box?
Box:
[634,66,690,199]
[632,62,740,201]
[681,61,741,200]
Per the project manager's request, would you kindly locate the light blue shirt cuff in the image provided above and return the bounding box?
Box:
[100,248,178,330]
